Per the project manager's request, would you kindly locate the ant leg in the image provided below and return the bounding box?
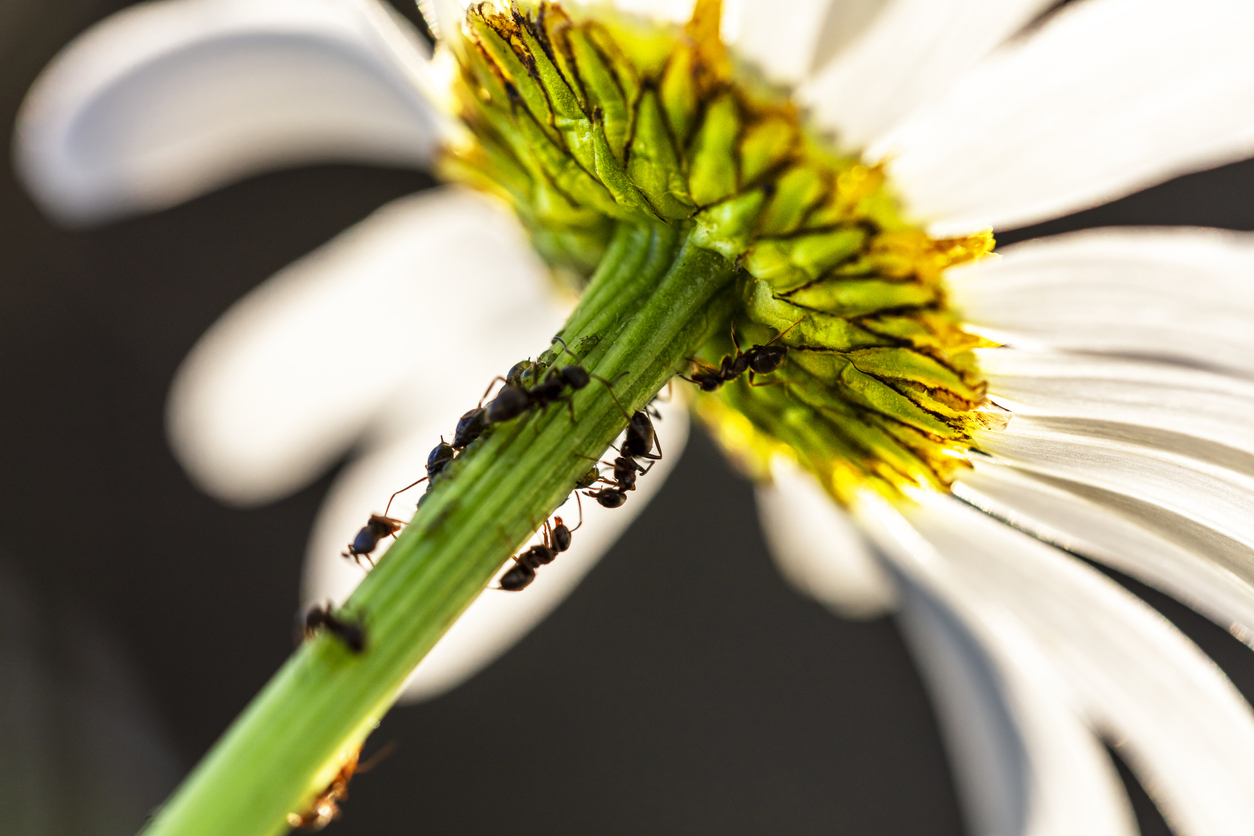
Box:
[590,372,629,420]
[637,458,657,475]
[356,741,399,775]
[571,491,584,531]
[652,379,674,404]
[384,476,428,517]
[564,395,578,424]
[478,376,509,407]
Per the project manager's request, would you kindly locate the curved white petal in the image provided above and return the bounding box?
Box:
[977,349,1254,454]
[861,493,1254,835]
[798,0,1055,152]
[167,187,560,506]
[754,456,896,618]
[302,398,690,703]
[955,461,1254,647]
[875,0,1254,233]
[948,227,1254,379]
[15,0,450,224]
[896,574,1135,836]
[976,416,1254,556]
[722,0,836,85]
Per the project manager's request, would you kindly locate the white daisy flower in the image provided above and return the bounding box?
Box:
[16,0,1254,833]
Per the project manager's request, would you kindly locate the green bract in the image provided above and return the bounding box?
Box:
[442,0,996,501]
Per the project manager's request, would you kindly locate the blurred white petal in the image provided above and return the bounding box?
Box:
[302,399,691,703]
[722,0,836,85]
[875,0,1254,233]
[755,456,896,618]
[977,416,1254,556]
[798,0,1054,152]
[15,0,447,224]
[862,493,1254,835]
[805,0,891,79]
[167,187,558,506]
[956,461,1254,647]
[896,574,1135,836]
[947,227,1254,379]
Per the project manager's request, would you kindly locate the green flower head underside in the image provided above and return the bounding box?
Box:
[439,0,999,502]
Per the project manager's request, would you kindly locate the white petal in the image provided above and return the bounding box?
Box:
[977,349,1254,454]
[754,456,896,618]
[875,0,1254,233]
[976,416,1254,556]
[955,461,1254,646]
[302,399,691,703]
[722,0,837,85]
[862,492,1254,835]
[896,574,1135,836]
[797,0,1055,152]
[15,0,450,224]
[947,227,1254,379]
[167,187,560,506]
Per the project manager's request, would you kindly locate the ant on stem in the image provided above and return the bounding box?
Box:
[498,509,583,591]
[299,602,367,654]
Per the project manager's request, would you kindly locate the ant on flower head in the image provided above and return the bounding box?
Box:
[682,318,804,391]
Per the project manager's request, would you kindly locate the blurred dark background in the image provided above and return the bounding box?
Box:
[3,1,1254,833]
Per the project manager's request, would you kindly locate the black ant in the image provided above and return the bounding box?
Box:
[300,602,366,653]
[498,513,581,591]
[482,338,612,425]
[452,406,487,449]
[342,514,404,568]
[682,318,803,391]
[620,409,662,461]
[375,435,459,522]
[287,741,395,830]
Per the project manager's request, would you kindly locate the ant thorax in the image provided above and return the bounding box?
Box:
[443,0,994,501]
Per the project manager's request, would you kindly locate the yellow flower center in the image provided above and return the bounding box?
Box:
[438,0,996,502]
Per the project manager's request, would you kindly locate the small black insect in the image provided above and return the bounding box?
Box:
[452,407,487,449]
[583,485,627,509]
[342,514,404,568]
[620,410,662,461]
[482,338,606,426]
[498,514,581,591]
[426,437,455,479]
[682,318,803,391]
[301,602,366,653]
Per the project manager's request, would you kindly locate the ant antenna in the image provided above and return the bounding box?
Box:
[766,316,807,346]
[551,336,581,363]
[571,492,584,531]
[385,476,428,516]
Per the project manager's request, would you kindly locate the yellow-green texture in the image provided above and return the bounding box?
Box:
[441,0,998,500]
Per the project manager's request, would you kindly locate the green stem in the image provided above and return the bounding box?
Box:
[140,221,736,836]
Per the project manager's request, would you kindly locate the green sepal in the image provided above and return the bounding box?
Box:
[690,190,766,259]
[743,226,868,292]
[565,26,633,160]
[627,89,695,219]
[687,93,740,206]
[784,277,938,318]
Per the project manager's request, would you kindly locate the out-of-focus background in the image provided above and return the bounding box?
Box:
[3,1,1254,834]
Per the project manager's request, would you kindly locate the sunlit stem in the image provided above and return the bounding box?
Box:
[140,220,736,836]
